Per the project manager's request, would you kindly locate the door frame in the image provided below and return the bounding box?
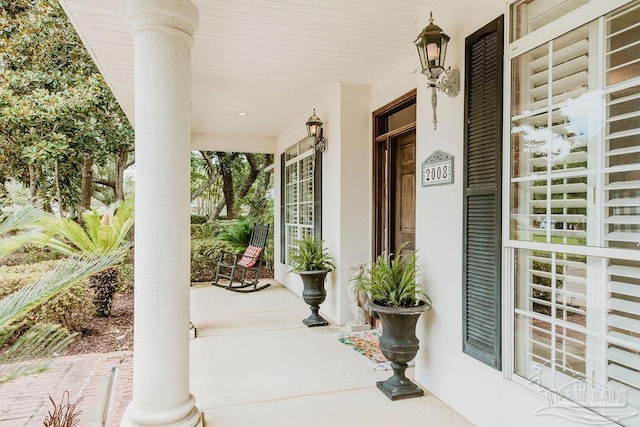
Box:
[372,90,417,258]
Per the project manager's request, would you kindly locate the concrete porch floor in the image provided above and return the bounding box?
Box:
[190,281,473,427]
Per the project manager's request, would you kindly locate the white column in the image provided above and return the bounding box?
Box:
[122,1,200,426]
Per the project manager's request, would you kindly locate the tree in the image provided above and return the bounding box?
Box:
[190,151,272,221]
[190,151,223,217]
[0,0,134,212]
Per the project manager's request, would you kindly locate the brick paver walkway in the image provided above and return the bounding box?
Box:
[0,351,132,426]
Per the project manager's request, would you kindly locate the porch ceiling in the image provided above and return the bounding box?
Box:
[59,0,430,150]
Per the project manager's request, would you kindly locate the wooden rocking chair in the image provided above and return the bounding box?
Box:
[212,224,271,293]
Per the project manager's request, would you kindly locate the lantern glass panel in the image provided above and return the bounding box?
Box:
[439,37,448,68]
[416,40,427,71]
[308,123,319,138]
[427,42,439,66]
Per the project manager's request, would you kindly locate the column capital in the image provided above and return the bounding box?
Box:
[126,0,199,42]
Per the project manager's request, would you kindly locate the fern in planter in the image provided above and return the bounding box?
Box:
[352,246,432,399]
[289,236,334,327]
[354,247,429,308]
[289,236,335,272]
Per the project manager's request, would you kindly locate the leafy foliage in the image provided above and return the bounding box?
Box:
[216,217,254,252]
[0,0,134,208]
[190,239,232,282]
[190,214,208,225]
[289,236,334,273]
[190,222,219,240]
[190,151,274,222]
[353,247,429,308]
[0,204,45,257]
[0,253,123,383]
[38,200,133,316]
[40,200,134,256]
[0,260,91,332]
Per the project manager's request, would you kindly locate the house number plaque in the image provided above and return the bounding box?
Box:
[422,150,454,187]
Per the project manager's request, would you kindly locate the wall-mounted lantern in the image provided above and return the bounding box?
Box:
[414,12,460,130]
[306,109,327,152]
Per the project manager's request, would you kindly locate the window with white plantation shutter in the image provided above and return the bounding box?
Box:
[510,25,592,245]
[604,3,640,419]
[508,0,640,423]
[282,139,321,266]
[604,2,640,249]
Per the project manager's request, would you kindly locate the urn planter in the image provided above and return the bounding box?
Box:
[289,236,335,327]
[299,270,329,327]
[370,301,431,400]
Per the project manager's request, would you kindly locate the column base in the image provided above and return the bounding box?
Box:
[120,394,202,427]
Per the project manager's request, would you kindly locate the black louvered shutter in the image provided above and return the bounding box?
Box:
[280,153,286,264]
[314,152,322,239]
[463,15,504,370]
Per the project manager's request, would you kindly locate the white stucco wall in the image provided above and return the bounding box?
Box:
[405,1,587,426]
[336,84,371,323]
[274,83,371,325]
[272,1,598,424]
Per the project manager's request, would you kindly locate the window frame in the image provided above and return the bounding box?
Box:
[502,0,640,394]
[281,139,322,266]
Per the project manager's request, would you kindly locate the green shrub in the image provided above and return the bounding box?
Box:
[190,222,218,240]
[191,239,232,282]
[0,260,92,332]
[0,245,62,267]
[118,260,134,292]
[0,260,62,298]
[190,214,207,224]
[32,280,92,332]
[214,219,238,234]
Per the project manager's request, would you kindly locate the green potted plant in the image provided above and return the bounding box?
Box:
[289,235,335,327]
[353,246,431,400]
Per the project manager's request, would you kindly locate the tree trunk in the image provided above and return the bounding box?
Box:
[216,152,237,219]
[249,160,273,219]
[235,153,261,201]
[220,162,235,218]
[81,152,94,210]
[28,164,37,200]
[207,199,226,222]
[191,151,218,201]
[113,150,130,201]
[54,159,64,217]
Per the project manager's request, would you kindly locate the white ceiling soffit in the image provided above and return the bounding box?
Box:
[60,0,427,140]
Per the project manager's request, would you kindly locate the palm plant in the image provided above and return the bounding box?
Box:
[289,235,335,272]
[0,204,122,382]
[0,204,45,257]
[353,247,429,308]
[40,200,133,316]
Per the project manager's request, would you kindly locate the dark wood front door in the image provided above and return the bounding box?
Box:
[373,91,416,258]
[393,132,416,254]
